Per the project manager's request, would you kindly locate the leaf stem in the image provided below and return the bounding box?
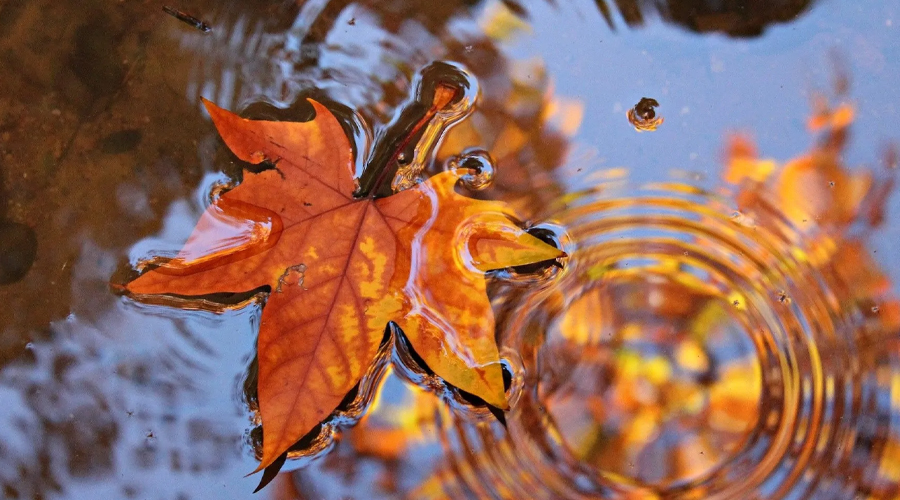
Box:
[355,83,457,199]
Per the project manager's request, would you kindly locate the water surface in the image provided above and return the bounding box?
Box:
[0,0,898,498]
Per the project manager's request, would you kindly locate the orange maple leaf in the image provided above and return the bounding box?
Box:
[125,98,563,472]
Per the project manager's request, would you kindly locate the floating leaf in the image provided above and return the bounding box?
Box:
[125,98,563,474]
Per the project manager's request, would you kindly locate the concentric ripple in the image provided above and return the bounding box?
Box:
[435,176,900,499]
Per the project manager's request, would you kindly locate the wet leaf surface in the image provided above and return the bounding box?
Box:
[124,98,563,474]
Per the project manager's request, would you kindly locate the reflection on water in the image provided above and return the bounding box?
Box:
[1,0,898,498]
[0,238,261,498]
[295,94,900,498]
[595,0,818,37]
[475,167,899,497]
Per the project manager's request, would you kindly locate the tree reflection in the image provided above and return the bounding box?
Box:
[594,0,817,37]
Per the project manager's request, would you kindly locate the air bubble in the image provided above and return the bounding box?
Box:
[627,97,664,131]
[446,150,495,190]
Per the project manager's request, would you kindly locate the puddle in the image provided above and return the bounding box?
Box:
[1,0,899,498]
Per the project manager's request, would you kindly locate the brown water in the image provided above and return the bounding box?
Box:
[1,1,899,499]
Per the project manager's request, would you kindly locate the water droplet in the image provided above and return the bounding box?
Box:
[447,150,495,190]
[25,342,34,350]
[627,97,664,131]
[872,306,880,313]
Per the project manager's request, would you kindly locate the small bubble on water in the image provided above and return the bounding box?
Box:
[872,306,881,313]
[627,97,664,131]
[25,342,34,350]
[829,181,835,188]
[464,45,473,53]
[449,150,495,190]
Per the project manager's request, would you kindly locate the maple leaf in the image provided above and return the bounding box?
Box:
[125,97,563,473]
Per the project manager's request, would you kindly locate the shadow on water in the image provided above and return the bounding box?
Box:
[1,0,898,498]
